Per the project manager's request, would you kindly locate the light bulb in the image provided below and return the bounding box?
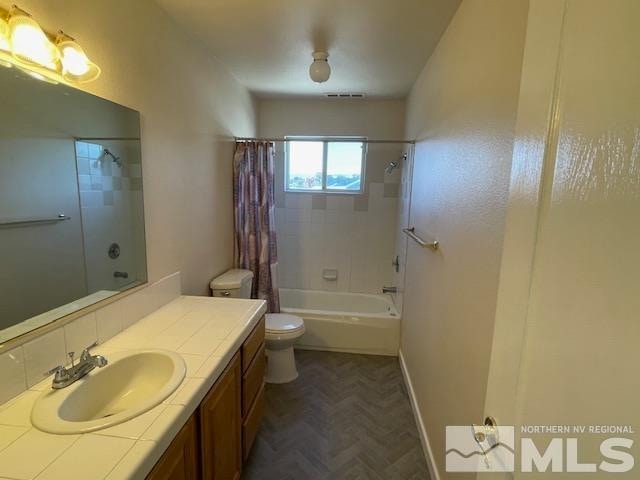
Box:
[9,12,58,70]
[61,44,89,75]
[57,36,100,83]
[309,51,330,83]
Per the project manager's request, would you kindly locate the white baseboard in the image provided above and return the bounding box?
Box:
[398,349,440,480]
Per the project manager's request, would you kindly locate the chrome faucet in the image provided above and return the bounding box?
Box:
[382,286,397,294]
[44,341,108,389]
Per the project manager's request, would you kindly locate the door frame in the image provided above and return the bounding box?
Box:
[481,0,568,448]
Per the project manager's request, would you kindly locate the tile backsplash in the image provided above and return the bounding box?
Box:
[0,272,182,405]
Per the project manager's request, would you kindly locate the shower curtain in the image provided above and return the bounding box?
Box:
[233,141,280,313]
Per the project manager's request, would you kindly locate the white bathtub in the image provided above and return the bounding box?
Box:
[279,288,400,356]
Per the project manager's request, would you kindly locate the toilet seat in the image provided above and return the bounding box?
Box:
[265,313,305,340]
[265,313,304,333]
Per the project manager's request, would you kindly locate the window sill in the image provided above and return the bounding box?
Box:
[284,189,364,195]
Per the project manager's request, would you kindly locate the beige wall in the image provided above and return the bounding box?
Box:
[16,0,257,296]
[258,99,407,294]
[401,0,529,476]
[258,99,405,139]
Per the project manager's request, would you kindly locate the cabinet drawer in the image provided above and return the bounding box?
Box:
[242,316,265,372]
[242,381,265,461]
[242,344,265,416]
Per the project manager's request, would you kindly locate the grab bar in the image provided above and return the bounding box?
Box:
[402,227,439,251]
[0,214,71,228]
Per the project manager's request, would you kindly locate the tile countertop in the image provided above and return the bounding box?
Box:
[0,296,267,480]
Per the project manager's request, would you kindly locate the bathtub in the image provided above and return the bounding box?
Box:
[279,288,400,356]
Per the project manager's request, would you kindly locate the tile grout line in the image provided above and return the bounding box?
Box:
[93,436,138,480]
[31,435,82,480]
[101,439,157,480]
[0,426,30,454]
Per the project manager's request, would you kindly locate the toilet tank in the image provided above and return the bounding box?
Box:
[210,269,254,298]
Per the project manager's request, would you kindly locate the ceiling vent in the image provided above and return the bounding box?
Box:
[324,93,366,99]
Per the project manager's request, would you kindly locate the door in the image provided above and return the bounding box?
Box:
[200,352,242,480]
[483,1,640,478]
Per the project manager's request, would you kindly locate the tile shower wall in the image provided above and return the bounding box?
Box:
[0,272,181,404]
[274,142,403,294]
[76,141,146,293]
[258,98,407,296]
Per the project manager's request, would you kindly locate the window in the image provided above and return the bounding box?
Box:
[285,138,366,193]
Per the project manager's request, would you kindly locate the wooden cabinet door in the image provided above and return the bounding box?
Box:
[147,414,199,480]
[200,352,242,480]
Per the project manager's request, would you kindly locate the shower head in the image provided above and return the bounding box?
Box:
[385,161,399,174]
[384,153,408,175]
[102,148,122,168]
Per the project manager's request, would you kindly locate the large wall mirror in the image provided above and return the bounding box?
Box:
[0,66,147,345]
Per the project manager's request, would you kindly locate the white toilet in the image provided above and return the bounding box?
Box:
[210,269,305,384]
[263,313,305,384]
[209,269,254,298]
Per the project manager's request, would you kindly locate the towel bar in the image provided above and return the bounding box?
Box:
[402,227,439,251]
[0,214,70,228]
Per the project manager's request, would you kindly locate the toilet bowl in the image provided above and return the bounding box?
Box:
[264,313,305,384]
[210,269,305,384]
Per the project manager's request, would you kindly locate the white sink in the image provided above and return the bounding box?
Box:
[31,349,186,434]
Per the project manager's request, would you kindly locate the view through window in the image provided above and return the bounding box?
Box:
[286,138,365,192]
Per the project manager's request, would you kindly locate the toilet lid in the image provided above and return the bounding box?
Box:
[265,313,304,333]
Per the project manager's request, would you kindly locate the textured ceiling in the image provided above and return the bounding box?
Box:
[155,0,461,98]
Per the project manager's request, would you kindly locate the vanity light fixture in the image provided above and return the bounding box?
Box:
[0,4,100,84]
[0,16,9,51]
[56,32,100,83]
[0,16,11,67]
[8,6,58,70]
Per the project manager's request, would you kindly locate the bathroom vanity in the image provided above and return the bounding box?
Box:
[148,316,266,480]
[0,296,267,480]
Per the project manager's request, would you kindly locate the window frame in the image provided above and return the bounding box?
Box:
[284,137,367,194]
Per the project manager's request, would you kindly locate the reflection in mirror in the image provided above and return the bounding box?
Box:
[0,66,147,344]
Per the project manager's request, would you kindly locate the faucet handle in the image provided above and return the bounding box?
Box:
[44,365,67,378]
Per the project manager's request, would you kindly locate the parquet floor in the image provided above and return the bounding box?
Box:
[242,350,430,480]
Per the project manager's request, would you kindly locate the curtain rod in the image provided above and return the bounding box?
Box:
[235,137,415,145]
[75,137,141,141]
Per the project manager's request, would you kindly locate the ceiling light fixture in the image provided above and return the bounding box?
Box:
[309,51,330,83]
